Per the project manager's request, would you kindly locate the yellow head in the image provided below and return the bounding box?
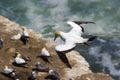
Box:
[42,47,46,51]
[22,27,27,31]
[5,65,8,69]
[54,31,61,41]
[17,53,21,58]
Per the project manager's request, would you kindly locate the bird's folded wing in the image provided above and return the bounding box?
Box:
[15,58,26,64]
[4,69,13,74]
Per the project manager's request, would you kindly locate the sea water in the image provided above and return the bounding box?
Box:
[0,0,120,79]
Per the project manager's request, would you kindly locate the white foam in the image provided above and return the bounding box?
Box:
[89,46,120,77]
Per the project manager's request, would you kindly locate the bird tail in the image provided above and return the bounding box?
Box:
[88,36,97,41]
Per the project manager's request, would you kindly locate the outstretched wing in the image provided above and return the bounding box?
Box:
[67,21,84,36]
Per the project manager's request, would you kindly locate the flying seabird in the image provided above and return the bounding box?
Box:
[45,69,60,80]
[0,38,4,49]
[13,53,28,67]
[20,27,29,45]
[1,65,19,80]
[54,21,96,52]
[38,47,51,63]
[28,70,38,80]
[34,62,49,72]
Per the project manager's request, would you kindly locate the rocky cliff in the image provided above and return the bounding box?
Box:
[0,16,113,80]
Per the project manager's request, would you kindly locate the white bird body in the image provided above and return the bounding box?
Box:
[15,57,26,64]
[22,30,29,37]
[41,48,50,57]
[3,68,14,74]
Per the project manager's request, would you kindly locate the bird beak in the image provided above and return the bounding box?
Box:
[54,35,57,41]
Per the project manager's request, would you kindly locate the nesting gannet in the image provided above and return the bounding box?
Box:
[13,53,27,67]
[2,65,19,80]
[39,47,51,63]
[54,21,96,52]
[34,62,49,72]
[0,38,4,49]
[14,52,31,61]
[28,71,38,80]
[45,69,60,80]
[20,27,29,45]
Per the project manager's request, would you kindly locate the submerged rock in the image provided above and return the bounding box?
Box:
[0,16,113,80]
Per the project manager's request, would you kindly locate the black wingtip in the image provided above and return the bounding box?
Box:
[88,36,97,41]
[73,21,95,25]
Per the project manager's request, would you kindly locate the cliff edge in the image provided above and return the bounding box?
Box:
[0,16,113,80]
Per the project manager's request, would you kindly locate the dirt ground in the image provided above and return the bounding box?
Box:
[0,22,68,80]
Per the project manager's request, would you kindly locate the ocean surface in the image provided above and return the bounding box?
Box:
[0,0,120,79]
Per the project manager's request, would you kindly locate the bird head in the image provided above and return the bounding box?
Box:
[0,38,4,42]
[22,27,27,31]
[42,47,46,51]
[49,69,54,74]
[54,31,61,41]
[5,65,8,69]
[17,53,21,58]
[35,62,41,66]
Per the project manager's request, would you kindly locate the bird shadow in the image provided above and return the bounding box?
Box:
[45,75,60,80]
[56,51,72,69]
[32,68,49,72]
[12,62,28,68]
[36,56,51,64]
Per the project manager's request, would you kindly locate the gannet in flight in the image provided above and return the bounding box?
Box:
[54,21,96,52]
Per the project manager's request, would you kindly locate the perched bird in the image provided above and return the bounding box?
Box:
[39,47,51,63]
[34,62,49,72]
[20,27,29,45]
[45,69,60,80]
[13,53,27,67]
[0,38,4,49]
[1,65,19,80]
[28,71,38,80]
[11,34,21,40]
[14,52,31,61]
[54,21,96,52]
